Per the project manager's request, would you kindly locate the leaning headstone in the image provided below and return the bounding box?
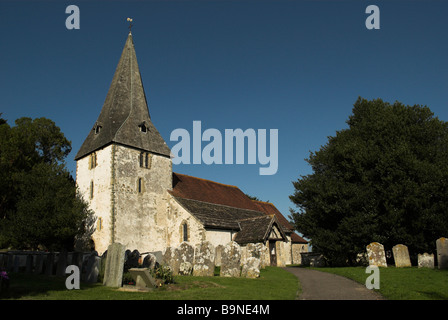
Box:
[150,251,164,265]
[193,241,215,277]
[436,237,448,269]
[241,257,260,278]
[129,268,157,290]
[103,242,126,287]
[142,253,158,270]
[84,253,101,283]
[392,244,411,267]
[418,253,434,269]
[220,241,241,277]
[176,242,194,275]
[366,242,387,267]
[124,249,140,272]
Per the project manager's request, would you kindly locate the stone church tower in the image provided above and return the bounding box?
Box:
[75,32,172,254]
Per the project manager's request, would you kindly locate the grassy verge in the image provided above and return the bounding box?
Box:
[1,267,299,300]
[313,266,448,300]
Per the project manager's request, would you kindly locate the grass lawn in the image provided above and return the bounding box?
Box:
[0,267,300,300]
[313,266,448,300]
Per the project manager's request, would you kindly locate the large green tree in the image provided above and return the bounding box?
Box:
[0,116,93,251]
[290,98,448,265]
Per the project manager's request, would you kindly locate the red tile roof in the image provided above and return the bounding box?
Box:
[251,200,294,231]
[170,173,260,211]
[170,172,308,244]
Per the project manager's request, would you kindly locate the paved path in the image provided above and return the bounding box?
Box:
[283,267,384,300]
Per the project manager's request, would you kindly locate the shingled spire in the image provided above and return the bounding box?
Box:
[75,32,171,160]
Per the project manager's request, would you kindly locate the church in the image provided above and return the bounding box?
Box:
[75,31,308,266]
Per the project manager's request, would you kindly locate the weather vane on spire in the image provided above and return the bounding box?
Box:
[127,17,133,33]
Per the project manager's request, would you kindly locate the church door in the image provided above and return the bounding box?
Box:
[269,241,277,266]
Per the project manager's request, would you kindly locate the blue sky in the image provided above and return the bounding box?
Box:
[1,0,447,230]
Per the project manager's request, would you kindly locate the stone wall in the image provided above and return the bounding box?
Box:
[77,144,173,255]
[76,145,113,254]
[291,243,309,265]
[113,145,172,253]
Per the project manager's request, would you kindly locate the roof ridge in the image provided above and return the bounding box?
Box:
[237,215,273,222]
[172,195,264,214]
[174,172,240,189]
[252,200,274,205]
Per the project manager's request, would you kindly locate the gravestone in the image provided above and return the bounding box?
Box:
[259,244,270,268]
[392,244,411,267]
[13,255,20,273]
[436,237,448,269]
[418,253,434,269]
[215,245,223,267]
[241,257,260,278]
[84,253,101,283]
[220,241,241,277]
[129,268,157,290]
[366,242,387,267]
[44,252,55,275]
[124,249,140,272]
[25,254,33,273]
[103,242,126,287]
[34,253,45,275]
[163,247,177,274]
[71,252,83,270]
[6,253,14,272]
[142,253,158,270]
[176,242,194,276]
[56,251,68,276]
[193,241,215,277]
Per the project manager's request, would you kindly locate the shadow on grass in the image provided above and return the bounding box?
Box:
[416,291,448,300]
[0,273,97,300]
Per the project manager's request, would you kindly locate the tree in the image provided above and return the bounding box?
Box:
[0,117,94,250]
[289,98,448,265]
